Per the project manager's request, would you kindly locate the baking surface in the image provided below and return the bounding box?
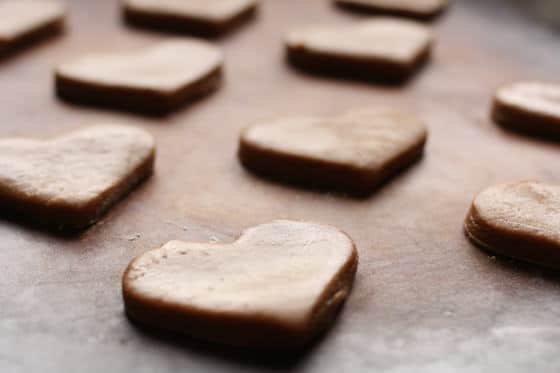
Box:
[2,0,560,372]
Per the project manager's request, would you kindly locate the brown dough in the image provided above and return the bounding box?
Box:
[286,18,433,83]
[334,0,448,19]
[122,220,358,349]
[55,40,223,116]
[492,81,560,139]
[123,0,258,37]
[465,181,560,269]
[0,0,65,56]
[239,109,427,196]
[0,125,155,232]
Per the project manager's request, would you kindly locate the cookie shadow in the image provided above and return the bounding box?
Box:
[238,151,426,201]
[0,172,155,239]
[493,119,560,148]
[55,76,223,119]
[0,214,86,240]
[464,227,560,283]
[0,24,65,66]
[332,2,448,22]
[126,316,333,370]
[284,48,432,88]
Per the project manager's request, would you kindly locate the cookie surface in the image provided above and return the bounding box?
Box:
[286,18,432,82]
[123,0,258,36]
[465,181,560,269]
[239,109,427,195]
[123,220,358,349]
[0,0,65,55]
[492,81,560,138]
[56,40,223,115]
[335,0,448,19]
[0,126,155,231]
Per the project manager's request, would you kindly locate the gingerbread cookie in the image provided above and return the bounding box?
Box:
[492,81,560,138]
[0,126,155,231]
[286,18,433,82]
[0,0,65,56]
[123,0,258,37]
[239,109,427,196]
[465,181,560,269]
[56,40,223,115]
[123,220,358,349]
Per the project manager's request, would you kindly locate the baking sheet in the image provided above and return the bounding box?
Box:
[2,0,560,372]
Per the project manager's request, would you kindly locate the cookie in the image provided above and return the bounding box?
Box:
[334,0,448,19]
[55,40,223,116]
[123,220,358,349]
[123,0,258,37]
[0,0,65,56]
[491,81,560,139]
[239,109,427,196]
[0,126,155,231]
[465,181,560,269]
[286,18,432,83]
[239,110,427,196]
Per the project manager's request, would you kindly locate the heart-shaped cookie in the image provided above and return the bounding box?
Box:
[122,220,358,349]
[0,0,65,56]
[492,81,560,138]
[123,0,258,37]
[334,0,448,19]
[239,109,427,196]
[56,40,223,115]
[0,125,155,231]
[286,18,432,82]
[465,181,560,269]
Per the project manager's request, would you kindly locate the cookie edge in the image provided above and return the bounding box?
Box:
[122,1,258,37]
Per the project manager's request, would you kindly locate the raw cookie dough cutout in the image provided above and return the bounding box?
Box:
[0,126,155,231]
[492,81,560,139]
[465,181,560,269]
[122,220,358,349]
[334,0,448,19]
[123,0,259,37]
[0,0,65,57]
[55,40,223,116]
[286,18,433,83]
[239,109,427,196]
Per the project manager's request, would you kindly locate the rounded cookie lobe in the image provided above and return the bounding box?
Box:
[492,81,560,138]
[122,220,358,349]
[239,109,427,196]
[464,181,560,269]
